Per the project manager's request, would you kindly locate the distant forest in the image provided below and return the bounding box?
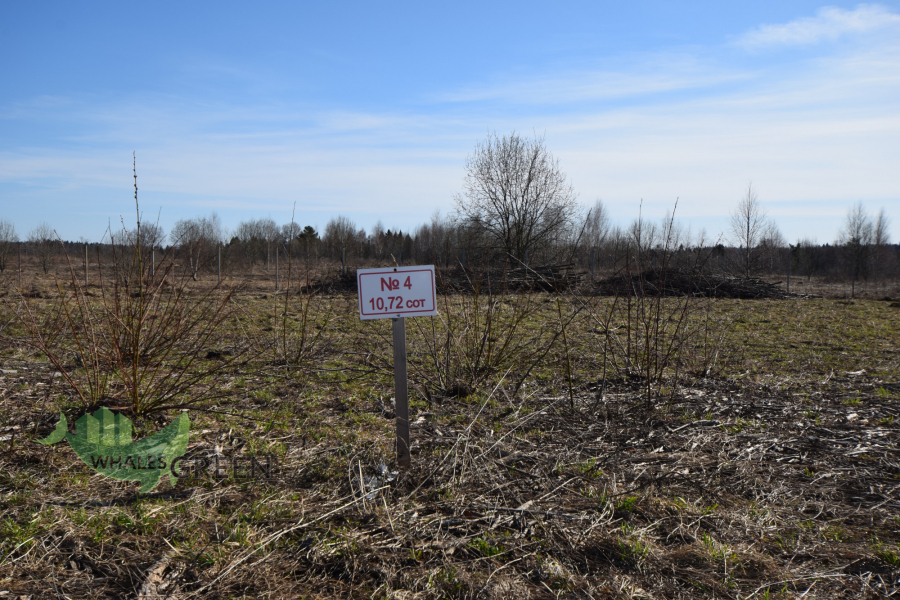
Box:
[1,200,896,289]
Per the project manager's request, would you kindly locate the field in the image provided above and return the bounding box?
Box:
[0,265,898,599]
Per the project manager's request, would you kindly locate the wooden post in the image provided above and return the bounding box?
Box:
[17,242,21,289]
[217,245,221,285]
[275,246,278,290]
[392,317,410,468]
[85,243,88,286]
[151,247,155,278]
[786,256,790,294]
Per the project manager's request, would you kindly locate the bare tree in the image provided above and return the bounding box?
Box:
[793,238,821,282]
[138,222,166,249]
[415,211,458,268]
[234,218,278,266]
[729,184,772,278]
[758,220,786,274]
[454,132,580,264]
[28,222,55,274]
[0,219,18,273]
[323,215,358,265]
[111,222,165,251]
[873,208,890,247]
[838,202,875,283]
[872,208,891,281]
[584,199,611,251]
[170,214,225,280]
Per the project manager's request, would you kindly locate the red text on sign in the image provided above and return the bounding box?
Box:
[368,297,427,311]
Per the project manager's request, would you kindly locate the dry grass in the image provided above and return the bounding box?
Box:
[0,272,898,598]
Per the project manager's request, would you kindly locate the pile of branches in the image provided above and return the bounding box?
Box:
[301,268,357,294]
[301,264,583,294]
[594,268,801,299]
[436,263,580,293]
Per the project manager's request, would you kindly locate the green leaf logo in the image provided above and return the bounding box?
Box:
[37,407,190,493]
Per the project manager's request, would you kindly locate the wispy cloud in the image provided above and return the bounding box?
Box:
[434,55,749,105]
[735,4,900,49]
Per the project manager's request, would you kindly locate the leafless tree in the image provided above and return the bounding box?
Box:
[454,132,580,264]
[281,221,301,245]
[838,202,875,287]
[0,219,18,273]
[170,213,225,280]
[28,222,55,274]
[873,208,890,247]
[758,220,786,274]
[584,199,611,252]
[323,215,358,264]
[793,238,821,282]
[137,222,166,249]
[729,184,773,278]
[872,208,892,281]
[234,218,279,266]
[415,212,458,268]
[111,222,165,251]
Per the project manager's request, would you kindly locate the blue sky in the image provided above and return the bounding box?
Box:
[1,1,898,244]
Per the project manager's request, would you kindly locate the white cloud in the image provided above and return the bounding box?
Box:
[736,4,900,49]
[435,56,748,105]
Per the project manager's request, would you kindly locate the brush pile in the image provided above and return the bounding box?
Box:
[436,263,580,293]
[594,269,802,299]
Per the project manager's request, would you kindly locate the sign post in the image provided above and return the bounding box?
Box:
[358,265,437,468]
[391,317,409,467]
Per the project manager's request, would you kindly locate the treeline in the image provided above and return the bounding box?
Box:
[1,204,896,287]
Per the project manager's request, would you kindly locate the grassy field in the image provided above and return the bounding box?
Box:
[0,274,898,599]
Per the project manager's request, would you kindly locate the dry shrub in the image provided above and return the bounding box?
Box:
[407,283,561,399]
[15,174,242,415]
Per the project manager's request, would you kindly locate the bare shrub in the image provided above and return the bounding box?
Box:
[17,163,242,415]
[269,218,334,367]
[579,205,730,408]
[406,277,564,400]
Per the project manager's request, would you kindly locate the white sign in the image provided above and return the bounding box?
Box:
[357,265,438,320]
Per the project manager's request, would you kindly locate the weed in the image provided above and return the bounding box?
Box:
[820,526,847,542]
[576,457,603,478]
[872,538,900,566]
[616,496,639,513]
[700,532,735,562]
[468,537,502,557]
[618,536,650,564]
